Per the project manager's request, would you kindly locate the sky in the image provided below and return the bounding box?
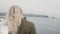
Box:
[0,0,60,18]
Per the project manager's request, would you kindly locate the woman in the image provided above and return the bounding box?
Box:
[5,5,36,34]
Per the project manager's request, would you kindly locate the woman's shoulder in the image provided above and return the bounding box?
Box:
[22,19,34,27]
[21,17,35,28]
[26,21,34,26]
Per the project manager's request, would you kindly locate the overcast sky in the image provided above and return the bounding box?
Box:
[0,0,60,18]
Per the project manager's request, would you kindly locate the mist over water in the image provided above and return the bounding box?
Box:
[27,17,60,34]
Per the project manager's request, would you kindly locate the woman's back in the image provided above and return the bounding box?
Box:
[17,18,36,34]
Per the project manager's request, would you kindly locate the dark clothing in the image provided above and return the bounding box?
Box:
[17,19,36,34]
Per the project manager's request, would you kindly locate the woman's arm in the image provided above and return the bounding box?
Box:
[30,23,36,34]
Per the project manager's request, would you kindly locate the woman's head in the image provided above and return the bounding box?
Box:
[6,5,24,34]
[8,5,24,20]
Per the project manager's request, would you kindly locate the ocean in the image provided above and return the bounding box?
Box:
[0,17,60,34]
[27,17,60,34]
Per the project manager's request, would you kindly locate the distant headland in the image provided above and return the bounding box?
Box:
[0,13,49,18]
[24,14,49,18]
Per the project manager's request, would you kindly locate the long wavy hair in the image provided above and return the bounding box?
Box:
[5,5,24,34]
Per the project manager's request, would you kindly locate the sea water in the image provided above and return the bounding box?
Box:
[0,20,8,34]
[27,17,60,34]
[0,17,60,34]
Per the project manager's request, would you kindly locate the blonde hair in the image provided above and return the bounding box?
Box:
[5,5,24,34]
